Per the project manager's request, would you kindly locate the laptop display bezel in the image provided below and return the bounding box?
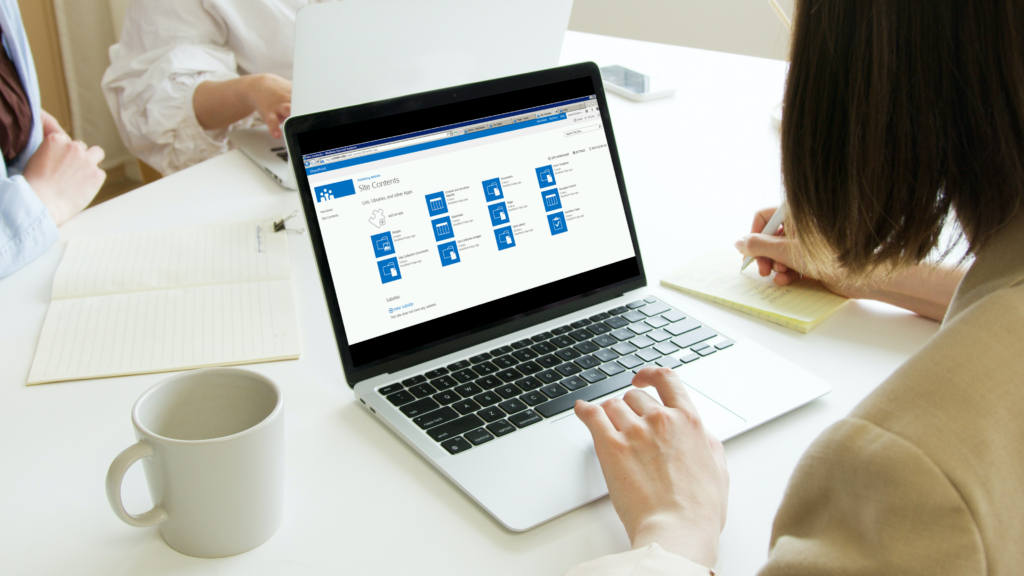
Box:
[284,63,647,387]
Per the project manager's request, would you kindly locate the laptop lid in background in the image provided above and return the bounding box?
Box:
[292,0,574,116]
[285,63,646,385]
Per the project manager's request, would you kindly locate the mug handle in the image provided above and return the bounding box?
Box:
[105,440,168,527]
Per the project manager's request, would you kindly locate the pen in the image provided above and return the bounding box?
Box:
[741,201,788,272]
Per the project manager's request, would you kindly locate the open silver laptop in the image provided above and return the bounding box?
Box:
[284,63,831,531]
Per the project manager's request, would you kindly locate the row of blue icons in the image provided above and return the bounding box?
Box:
[536,164,567,236]
[483,177,516,251]
[424,191,462,269]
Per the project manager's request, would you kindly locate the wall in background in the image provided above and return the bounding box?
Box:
[16,0,72,135]
[569,0,794,61]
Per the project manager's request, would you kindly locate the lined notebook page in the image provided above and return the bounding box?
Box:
[28,219,300,385]
[661,248,849,333]
[51,219,289,299]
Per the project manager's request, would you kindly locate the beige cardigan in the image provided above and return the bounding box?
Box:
[567,210,1024,576]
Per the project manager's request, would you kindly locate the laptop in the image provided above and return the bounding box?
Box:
[284,63,831,531]
[229,127,298,190]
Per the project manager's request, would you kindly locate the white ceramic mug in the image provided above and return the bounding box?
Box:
[106,368,284,558]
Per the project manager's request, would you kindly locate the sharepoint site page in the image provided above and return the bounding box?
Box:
[307,107,635,345]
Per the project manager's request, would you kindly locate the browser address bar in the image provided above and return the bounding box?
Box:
[373,130,457,153]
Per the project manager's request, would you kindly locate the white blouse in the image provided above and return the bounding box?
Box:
[101,0,333,175]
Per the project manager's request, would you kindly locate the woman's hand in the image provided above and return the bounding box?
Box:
[193,74,292,138]
[23,133,105,226]
[243,74,291,139]
[574,368,729,569]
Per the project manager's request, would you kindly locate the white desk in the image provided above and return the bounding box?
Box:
[0,32,940,575]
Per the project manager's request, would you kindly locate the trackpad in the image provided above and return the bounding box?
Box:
[551,385,746,452]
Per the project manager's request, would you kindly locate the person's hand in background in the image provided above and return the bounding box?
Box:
[23,132,105,226]
[39,109,68,138]
[245,74,291,139]
[193,73,292,138]
[574,368,729,570]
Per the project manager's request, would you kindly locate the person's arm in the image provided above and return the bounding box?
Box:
[734,206,965,321]
[192,73,291,138]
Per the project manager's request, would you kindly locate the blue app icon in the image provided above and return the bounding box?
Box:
[315,179,355,202]
[541,188,562,212]
[494,226,516,250]
[535,165,555,188]
[482,178,504,201]
[547,211,568,235]
[425,191,448,217]
[488,202,509,226]
[437,241,460,266]
[377,257,401,284]
[431,216,455,242]
[370,231,394,258]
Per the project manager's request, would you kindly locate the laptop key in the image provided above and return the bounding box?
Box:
[631,336,656,349]
[605,316,629,329]
[617,355,643,369]
[498,398,528,415]
[496,368,524,382]
[473,391,501,407]
[402,375,427,386]
[465,428,495,446]
[622,310,646,323]
[424,368,449,379]
[475,375,502,390]
[516,360,543,375]
[580,369,607,384]
[636,348,662,362]
[414,406,459,430]
[551,325,573,335]
[511,339,533,349]
[433,390,461,405]
[535,372,634,418]
[574,340,600,354]
[520,391,547,406]
[408,383,437,398]
[575,355,601,369]
[487,420,517,437]
[470,353,492,364]
[471,361,498,376]
[386,390,416,406]
[452,399,482,415]
[656,356,683,369]
[536,369,562,384]
[490,345,513,356]
[477,406,506,423]
[428,414,486,442]
[446,360,471,371]
[532,341,557,355]
[570,319,592,329]
[662,310,686,322]
[561,376,589,391]
[594,349,619,363]
[647,329,672,342]
[589,312,611,322]
[509,410,543,428]
[601,363,627,376]
[672,327,718,349]
[654,342,681,355]
[645,316,669,329]
[401,397,441,418]
[532,332,554,342]
[587,323,612,335]
[492,355,518,369]
[495,384,523,399]
[611,342,638,355]
[666,318,701,336]
[569,329,594,342]
[555,363,582,377]
[441,436,473,454]
[611,328,635,341]
[378,383,403,396]
[555,347,582,361]
[715,340,735,350]
[512,348,538,361]
[455,383,483,397]
[516,376,543,391]
[550,335,575,348]
[696,347,717,357]
[430,375,458,390]
[680,353,701,364]
[628,323,652,335]
[626,300,646,309]
[593,335,617,347]
[536,354,561,368]
[644,296,659,303]
[607,306,629,315]
[640,302,671,316]
[540,384,569,398]
[451,369,478,383]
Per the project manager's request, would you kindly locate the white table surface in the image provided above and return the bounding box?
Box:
[0,32,940,575]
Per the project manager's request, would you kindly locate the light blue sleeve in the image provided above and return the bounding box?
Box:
[0,175,58,279]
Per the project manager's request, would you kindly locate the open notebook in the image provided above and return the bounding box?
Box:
[661,248,849,333]
[27,218,300,385]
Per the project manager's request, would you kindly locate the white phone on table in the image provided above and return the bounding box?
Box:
[600,65,676,101]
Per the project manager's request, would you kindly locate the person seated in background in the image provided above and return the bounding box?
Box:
[101,0,335,176]
[0,0,105,279]
[565,0,1024,574]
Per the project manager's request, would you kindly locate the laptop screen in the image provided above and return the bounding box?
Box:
[295,76,641,372]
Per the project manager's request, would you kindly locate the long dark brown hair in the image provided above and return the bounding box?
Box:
[783,0,1024,277]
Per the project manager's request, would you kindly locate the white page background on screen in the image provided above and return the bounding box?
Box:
[310,122,634,345]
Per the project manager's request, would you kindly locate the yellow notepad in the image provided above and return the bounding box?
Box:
[27,218,301,385]
[661,248,849,333]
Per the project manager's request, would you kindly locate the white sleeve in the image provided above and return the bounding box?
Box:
[100,0,253,175]
[563,544,713,576]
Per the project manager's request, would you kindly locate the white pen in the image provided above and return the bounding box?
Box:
[740,201,788,272]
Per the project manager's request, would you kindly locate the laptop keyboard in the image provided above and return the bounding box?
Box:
[375,297,734,455]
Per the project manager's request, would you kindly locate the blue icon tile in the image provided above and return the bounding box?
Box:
[535,165,555,188]
[547,211,568,235]
[315,179,355,202]
[370,231,395,258]
[494,226,516,250]
[425,191,448,217]
[437,241,460,266]
[488,201,510,226]
[431,216,455,241]
[377,257,402,284]
[541,188,561,212]
[482,178,504,202]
